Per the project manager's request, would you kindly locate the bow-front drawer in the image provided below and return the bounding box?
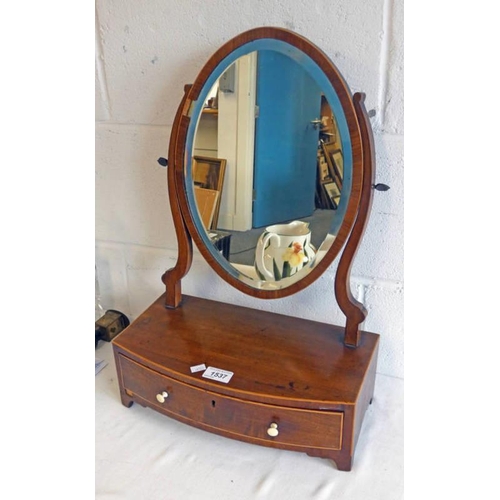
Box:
[118,355,344,451]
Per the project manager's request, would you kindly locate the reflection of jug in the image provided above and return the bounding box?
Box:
[254,221,316,281]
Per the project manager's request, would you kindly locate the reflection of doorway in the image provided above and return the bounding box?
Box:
[195,51,323,232]
[252,50,322,228]
[193,55,257,232]
[217,54,257,232]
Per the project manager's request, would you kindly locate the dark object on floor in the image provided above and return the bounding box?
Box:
[95,310,130,348]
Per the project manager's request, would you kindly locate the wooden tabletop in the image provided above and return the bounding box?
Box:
[113,294,379,409]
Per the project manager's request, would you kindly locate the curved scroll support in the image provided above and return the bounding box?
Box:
[161,85,194,308]
[335,93,376,347]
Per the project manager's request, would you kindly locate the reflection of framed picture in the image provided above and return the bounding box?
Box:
[330,149,343,178]
[317,152,331,182]
[323,181,341,209]
[194,187,219,230]
[192,156,226,191]
[192,156,227,229]
[322,143,343,189]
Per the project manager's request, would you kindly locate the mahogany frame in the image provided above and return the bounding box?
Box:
[162,27,375,347]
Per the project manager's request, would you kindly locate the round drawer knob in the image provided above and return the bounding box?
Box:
[267,422,279,437]
[156,391,169,403]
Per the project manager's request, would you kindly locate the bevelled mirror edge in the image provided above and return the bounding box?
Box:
[164,27,369,304]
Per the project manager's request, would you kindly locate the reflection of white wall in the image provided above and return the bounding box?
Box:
[193,82,219,157]
[217,53,256,231]
[217,68,238,229]
[193,114,218,157]
[206,81,219,103]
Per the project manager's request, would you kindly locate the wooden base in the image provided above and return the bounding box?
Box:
[112,294,379,471]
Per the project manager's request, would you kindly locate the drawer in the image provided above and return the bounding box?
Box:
[118,355,343,451]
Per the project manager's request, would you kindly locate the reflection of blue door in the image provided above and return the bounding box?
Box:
[253,50,321,228]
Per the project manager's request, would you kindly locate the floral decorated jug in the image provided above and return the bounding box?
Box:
[254,221,316,281]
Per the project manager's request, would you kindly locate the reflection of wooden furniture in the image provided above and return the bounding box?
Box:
[114,294,378,472]
[323,142,343,190]
[194,187,219,230]
[320,95,335,140]
[320,95,341,150]
[202,107,218,115]
[192,156,226,230]
[113,28,379,472]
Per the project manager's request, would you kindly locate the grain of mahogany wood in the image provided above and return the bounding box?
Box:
[162,84,193,308]
[116,27,380,471]
[335,92,377,347]
[118,355,344,450]
[113,294,379,471]
[113,294,379,408]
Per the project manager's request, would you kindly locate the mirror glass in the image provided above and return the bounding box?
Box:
[185,42,352,290]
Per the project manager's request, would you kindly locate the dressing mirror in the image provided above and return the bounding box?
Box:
[189,49,348,290]
[114,27,380,472]
[174,30,365,298]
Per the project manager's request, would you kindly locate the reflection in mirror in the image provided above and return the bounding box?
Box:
[191,50,345,289]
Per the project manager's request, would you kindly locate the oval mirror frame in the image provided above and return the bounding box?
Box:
[172,27,364,299]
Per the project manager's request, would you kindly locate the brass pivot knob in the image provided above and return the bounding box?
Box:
[267,422,279,437]
[156,391,169,403]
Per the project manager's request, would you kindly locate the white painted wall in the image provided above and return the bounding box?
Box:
[193,114,218,157]
[95,0,404,378]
